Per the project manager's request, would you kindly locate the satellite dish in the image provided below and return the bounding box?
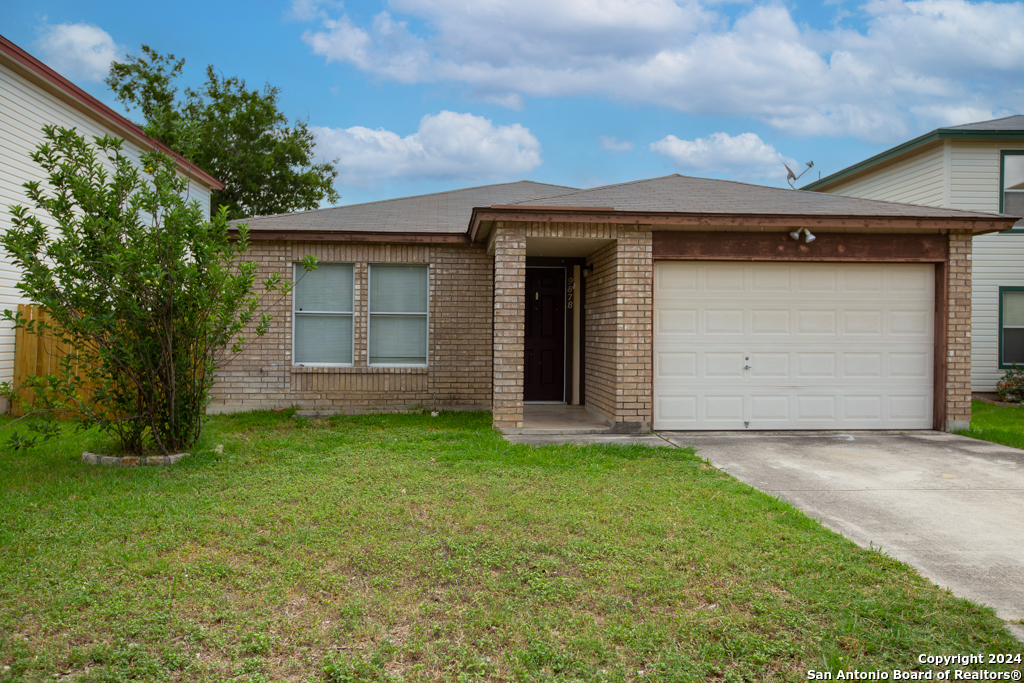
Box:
[785,161,814,189]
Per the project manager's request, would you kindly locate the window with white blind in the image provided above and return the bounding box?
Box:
[1001,151,1024,230]
[1001,287,1024,367]
[292,263,354,365]
[369,264,428,366]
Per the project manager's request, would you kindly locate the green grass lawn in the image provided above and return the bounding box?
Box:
[957,400,1024,450]
[1,411,1019,683]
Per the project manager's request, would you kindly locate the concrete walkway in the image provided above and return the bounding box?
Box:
[506,429,1024,639]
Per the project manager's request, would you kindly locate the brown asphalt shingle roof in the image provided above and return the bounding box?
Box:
[503,174,1011,220]
[238,174,1015,236]
[238,181,577,234]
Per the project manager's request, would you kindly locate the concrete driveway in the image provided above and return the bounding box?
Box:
[659,430,1024,637]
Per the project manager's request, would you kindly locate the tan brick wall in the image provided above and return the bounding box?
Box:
[576,228,654,431]
[584,241,618,421]
[491,228,527,430]
[946,231,973,430]
[209,241,493,413]
[614,232,653,430]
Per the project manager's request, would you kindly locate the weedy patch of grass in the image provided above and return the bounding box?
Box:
[0,411,1019,682]
[956,400,1024,450]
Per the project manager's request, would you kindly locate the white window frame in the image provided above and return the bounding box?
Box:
[291,262,355,367]
[1000,286,1024,368]
[367,263,430,368]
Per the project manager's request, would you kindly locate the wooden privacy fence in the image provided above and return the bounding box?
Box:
[11,304,96,416]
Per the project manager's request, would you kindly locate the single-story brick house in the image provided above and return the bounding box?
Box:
[213,175,1016,433]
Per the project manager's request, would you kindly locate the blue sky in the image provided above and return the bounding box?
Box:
[4,0,1023,206]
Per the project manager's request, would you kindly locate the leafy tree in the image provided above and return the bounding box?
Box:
[106,45,339,220]
[2,126,313,454]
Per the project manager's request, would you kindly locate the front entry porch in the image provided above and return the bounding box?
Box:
[521,404,614,434]
[489,224,654,434]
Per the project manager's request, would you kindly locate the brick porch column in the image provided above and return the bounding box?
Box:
[492,228,526,431]
[613,231,653,431]
[945,230,972,431]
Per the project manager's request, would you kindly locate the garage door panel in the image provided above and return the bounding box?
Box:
[654,262,934,430]
[751,353,789,378]
[655,395,697,423]
[890,395,931,420]
[794,353,835,378]
[656,352,697,378]
[797,310,838,334]
[752,268,791,291]
[704,395,744,420]
[843,353,884,378]
[705,309,744,334]
[656,308,697,334]
[891,269,931,293]
[797,269,838,292]
[656,266,698,291]
[751,310,791,334]
[796,395,838,420]
[705,266,745,291]
[844,267,885,292]
[844,310,883,334]
[843,396,883,420]
[705,352,745,377]
[891,310,931,336]
[750,395,789,420]
[890,352,930,378]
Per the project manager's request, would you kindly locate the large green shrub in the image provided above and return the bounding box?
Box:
[2,125,310,454]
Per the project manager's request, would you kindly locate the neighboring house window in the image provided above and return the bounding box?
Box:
[1001,287,1024,367]
[369,265,428,366]
[293,263,354,365]
[1001,151,1024,229]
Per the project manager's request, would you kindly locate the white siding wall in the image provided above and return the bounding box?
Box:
[0,61,213,384]
[825,143,946,207]
[950,141,1024,391]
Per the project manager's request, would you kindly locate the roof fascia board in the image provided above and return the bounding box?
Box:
[805,129,1024,192]
[470,207,1014,234]
[0,35,224,191]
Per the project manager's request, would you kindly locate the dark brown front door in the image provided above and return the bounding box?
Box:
[524,267,566,401]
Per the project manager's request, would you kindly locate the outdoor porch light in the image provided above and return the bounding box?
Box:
[789,228,816,243]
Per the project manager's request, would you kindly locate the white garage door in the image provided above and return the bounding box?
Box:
[653,262,934,430]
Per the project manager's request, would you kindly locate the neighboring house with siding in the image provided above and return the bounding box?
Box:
[0,34,222,398]
[803,116,1024,393]
[213,174,1013,433]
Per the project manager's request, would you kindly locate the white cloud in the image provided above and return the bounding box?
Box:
[599,136,634,152]
[313,110,542,185]
[297,0,1024,143]
[650,132,797,182]
[34,22,124,83]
